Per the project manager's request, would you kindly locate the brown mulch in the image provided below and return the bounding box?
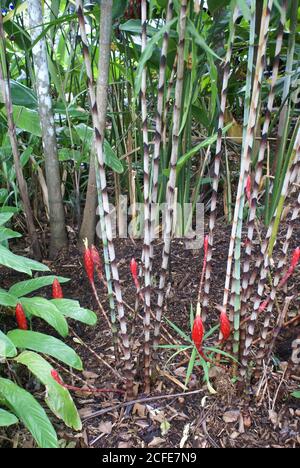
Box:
[0,217,299,448]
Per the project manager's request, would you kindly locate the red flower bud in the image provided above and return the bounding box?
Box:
[219,309,231,341]
[84,245,94,286]
[192,315,204,351]
[259,299,269,313]
[130,258,138,280]
[51,369,64,386]
[52,279,63,299]
[15,303,28,330]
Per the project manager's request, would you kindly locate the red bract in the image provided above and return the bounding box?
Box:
[84,246,94,286]
[15,303,28,330]
[130,258,138,280]
[192,315,204,351]
[91,244,103,282]
[246,175,251,204]
[259,299,269,313]
[52,279,63,299]
[51,370,64,386]
[219,309,231,341]
[204,235,209,256]
[291,247,300,269]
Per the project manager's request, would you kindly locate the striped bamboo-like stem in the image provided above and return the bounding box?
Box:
[76,0,133,396]
[202,5,239,322]
[264,296,293,365]
[256,153,300,365]
[150,0,174,263]
[222,0,272,316]
[239,0,287,345]
[140,0,152,393]
[162,53,178,149]
[153,0,189,350]
[240,130,300,375]
[229,0,256,354]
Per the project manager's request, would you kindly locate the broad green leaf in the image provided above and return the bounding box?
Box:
[21,257,50,273]
[112,0,128,19]
[0,290,18,307]
[104,140,124,174]
[0,80,37,109]
[0,378,58,448]
[0,227,22,243]
[51,299,97,326]
[12,106,42,137]
[74,124,123,174]
[0,245,49,275]
[291,391,300,398]
[0,212,14,226]
[9,276,70,298]
[0,331,17,358]
[8,330,83,370]
[16,352,82,431]
[0,409,19,427]
[21,297,69,337]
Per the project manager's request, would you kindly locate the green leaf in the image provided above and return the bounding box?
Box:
[104,140,124,174]
[237,0,251,21]
[74,124,123,174]
[0,409,19,427]
[12,106,42,137]
[9,276,70,298]
[20,297,69,337]
[0,290,18,307]
[0,245,49,275]
[134,18,177,95]
[0,378,58,448]
[0,331,17,358]
[112,0,128,20]
[185,347,197,389]
[51,299,97,326]
[0,227,22,243]
[165,318,192,343]
[0,80,38,109]
[8,330,83,370]
[176,123,233,173]
[187,20,221,61]
[15,352,82,431]
[0,212,14,226]
[207,0,230,13]
[291,391,300,399]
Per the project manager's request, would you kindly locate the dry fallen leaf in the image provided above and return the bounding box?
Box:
[148,437,165,448]
[98,421,113,435]
[223,410,240,423]
[133,403,148,418]
[268,410,278,426]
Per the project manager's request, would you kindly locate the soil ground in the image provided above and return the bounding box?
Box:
[0,216,299,449]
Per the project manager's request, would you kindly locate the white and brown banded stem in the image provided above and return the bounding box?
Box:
[76,0,133,396]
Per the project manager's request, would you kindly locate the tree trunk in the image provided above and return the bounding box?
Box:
[79,0,113,246]
[78,148,98,247]
[0,13,41,260]
[27,0,68,258]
